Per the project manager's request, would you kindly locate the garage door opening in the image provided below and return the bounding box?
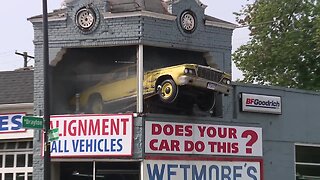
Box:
[59,161,140,180]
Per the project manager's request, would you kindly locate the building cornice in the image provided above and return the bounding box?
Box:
[205,20,237,30]
[28,11,236,30]
[103,10,177,21]
[28,15,67,23]
[0,103,33,110]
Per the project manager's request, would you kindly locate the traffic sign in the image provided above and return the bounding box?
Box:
[48,128,59,141]
[22,116,44,129]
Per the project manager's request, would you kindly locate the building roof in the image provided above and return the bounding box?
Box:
[0,70,34,104]
[28,0,236,28]
[107,0,168,14]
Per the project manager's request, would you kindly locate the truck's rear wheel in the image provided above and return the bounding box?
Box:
[87,94,104,114]
[197,92,216,112]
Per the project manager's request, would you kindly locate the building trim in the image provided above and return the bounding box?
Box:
[103,10,177,20]
[205,20,237,30]
[0,103,33,110]
[28,11,236,30]
[28,16,67,23]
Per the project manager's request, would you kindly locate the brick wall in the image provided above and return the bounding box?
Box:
[30,0,233,179]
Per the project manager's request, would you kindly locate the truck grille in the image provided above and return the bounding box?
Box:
[197,67,223,82]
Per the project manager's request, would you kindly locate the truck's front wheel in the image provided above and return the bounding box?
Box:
[158,79,178,103]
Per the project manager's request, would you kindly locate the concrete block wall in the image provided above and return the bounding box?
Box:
[233,83,320,179]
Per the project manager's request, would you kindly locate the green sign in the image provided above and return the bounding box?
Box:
[22,116,43,129]
[49,128,59,142]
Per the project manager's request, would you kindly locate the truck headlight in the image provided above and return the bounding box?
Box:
[223,78,231,85]
[184,68,196,75]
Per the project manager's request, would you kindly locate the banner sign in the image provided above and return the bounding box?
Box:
[241,93,282,114]
[45,114,133,158]
[145,121,262,157]
[144,157,263,180]
[0,113,26,133]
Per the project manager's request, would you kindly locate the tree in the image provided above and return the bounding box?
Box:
[233,0,320,90]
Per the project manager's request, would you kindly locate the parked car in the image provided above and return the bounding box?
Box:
[71,64,232,114]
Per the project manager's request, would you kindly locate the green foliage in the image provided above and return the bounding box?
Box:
[233,0,320,90]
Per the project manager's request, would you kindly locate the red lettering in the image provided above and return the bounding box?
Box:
[198,126,238,139]
[163,124,174,135]
[208,141,218,152]
[78,119,87,136]
[246,98,254,104]
[207,127,216,138]
[171,140,180,151]
[175,125,183,136]
[229,128,237,139]
[152,123,162,135]
[159,140,170,151]
[149,139,158,151]
[184,140,194,152]
[111,118,119,135]
[121,118,129,135]
[232,143,239,153]
[185,125,193,136]
[218,128,227,138]
[102,119,109,135]
[63,120,67,136]
[68,120,77,136]
[195,141,205,152]
[217,142,227,153]
[89,119,100,135]
[197,126,206,137]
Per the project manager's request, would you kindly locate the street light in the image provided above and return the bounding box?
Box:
[42,0,51,180]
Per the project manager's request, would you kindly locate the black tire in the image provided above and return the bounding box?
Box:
[87,94,104,114]
[197,92,216,111]
[158,79,178,103]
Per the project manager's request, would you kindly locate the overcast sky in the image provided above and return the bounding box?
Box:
[0,0,252,80]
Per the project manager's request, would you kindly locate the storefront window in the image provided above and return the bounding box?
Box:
[27,154,32,167]
[50,46,229,116]
[27,173,32,180]
[6,143,15,150]
[0,144,4,150]
[17,142,28,149]
[0,141,33,180]
[16,173,25,180]
[16,154,26,167]
[143,46,228,117]
[51,46,137,115]
[60,161,140,180]
[296,145,320,179]
[4,173,13,180]
[5,155,14,168]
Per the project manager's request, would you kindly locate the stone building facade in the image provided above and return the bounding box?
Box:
[29,0,320,180]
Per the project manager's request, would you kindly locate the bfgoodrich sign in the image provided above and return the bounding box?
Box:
[241,93,282,114]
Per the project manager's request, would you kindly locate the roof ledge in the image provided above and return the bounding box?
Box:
[0,103,34,111]
[103,10,176,20]
[205,20,237,30]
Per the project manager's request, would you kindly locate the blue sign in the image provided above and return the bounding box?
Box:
[0,113,25,133]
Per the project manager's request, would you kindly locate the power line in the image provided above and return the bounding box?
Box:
[15,51,34,68]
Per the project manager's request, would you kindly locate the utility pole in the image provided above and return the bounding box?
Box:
[15,51,34,67]
[42,0,51,180]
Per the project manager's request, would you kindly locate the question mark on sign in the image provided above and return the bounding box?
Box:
[241,130,258,154]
